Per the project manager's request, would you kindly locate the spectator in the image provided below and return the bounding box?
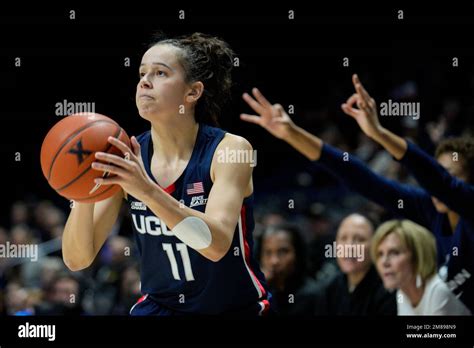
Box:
[10,201,30,226]
[111,262,141,315]
[258,223,318,315]
[35,273,86,315]
[4,282,33,315]
[372,219,471,315]
[240,77,474,313]
[33,201,65,241]
[10,224,35,245]
[92,236,133,314]
[313,214,396,315]
[40,257,67,289]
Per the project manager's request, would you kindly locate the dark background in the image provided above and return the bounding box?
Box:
[1,2,474,222]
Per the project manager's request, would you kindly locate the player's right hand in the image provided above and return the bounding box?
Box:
[240,88,295,140]
[341,74,383,140]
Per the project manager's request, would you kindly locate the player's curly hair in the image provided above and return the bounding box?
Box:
[150,32,235,126]
[435,136,474,183]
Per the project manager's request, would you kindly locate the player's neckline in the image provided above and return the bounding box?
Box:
[144,124,202,194]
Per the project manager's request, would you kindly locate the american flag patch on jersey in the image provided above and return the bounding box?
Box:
[186,181,204,195]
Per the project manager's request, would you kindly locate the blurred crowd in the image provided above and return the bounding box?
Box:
[0,200,140,315]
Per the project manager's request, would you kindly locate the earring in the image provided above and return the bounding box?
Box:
[416,274,422,288]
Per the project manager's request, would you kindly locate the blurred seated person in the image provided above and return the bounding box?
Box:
[313,213,396,315]
[34,273,86,315]
[259,223,318,315]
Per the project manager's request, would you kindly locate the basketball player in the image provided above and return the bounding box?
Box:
[62,33,271,316]
[240,75,474,313]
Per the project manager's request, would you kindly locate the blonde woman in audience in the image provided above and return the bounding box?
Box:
[371,220,471,315]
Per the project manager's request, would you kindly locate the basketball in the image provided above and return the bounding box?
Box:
[40,113,131,203]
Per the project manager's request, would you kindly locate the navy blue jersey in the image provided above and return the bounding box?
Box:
[126,124,270,315]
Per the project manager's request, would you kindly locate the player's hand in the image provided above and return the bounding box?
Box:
[341,74,383,139]
[91,136,155,201]
[240,88,295,140]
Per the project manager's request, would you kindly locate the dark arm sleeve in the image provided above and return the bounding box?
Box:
[317,143,437,227]
[398,141,474,218]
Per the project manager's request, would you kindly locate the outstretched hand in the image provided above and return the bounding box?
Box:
[240,88,294,140]
[341,74,383,139]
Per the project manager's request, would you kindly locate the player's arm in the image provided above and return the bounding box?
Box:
[93,135,252,262]
[341,74,407,160]
[62,190,123,271]
[198,134,253,260]
[240,88,324,161]
[240,87,436,227]
[342,74,474,216]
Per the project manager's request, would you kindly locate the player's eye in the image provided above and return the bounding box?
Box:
[156,70,166,77]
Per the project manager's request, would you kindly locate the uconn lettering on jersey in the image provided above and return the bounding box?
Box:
[132,214,173,236]
[130,197,208,236]
[130,200,172,236]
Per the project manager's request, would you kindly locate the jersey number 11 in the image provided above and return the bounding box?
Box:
[162,243,195,281]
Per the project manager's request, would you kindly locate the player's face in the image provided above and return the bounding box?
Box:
[432,152,468,214]
[335,217,372,276]
[136,44,190,121]
[375,233,414,290]
[261,231,297,284]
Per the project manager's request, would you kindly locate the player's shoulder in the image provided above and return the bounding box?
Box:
[216,132,253,151]
[211,132,254,180]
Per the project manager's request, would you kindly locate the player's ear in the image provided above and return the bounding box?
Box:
[185,81,204,103]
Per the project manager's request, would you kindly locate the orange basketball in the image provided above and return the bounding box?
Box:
[40,113,131,203]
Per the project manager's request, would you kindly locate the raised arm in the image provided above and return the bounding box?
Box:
[341,74,407,160]
[240,88,323,161]
[240,88,436,227]
[342,74,474,217]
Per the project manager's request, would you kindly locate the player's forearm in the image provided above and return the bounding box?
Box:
[142,186,232,261]
[62,203,96,270]
[282,124,324,160]
[370,127,408,160]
